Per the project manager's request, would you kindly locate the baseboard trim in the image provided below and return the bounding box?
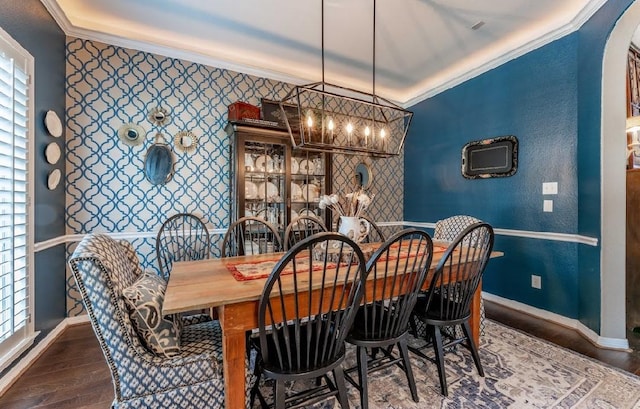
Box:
[483,292,629,350]
[0,315,90,396]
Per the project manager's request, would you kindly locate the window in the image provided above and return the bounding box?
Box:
[0,27,34,372]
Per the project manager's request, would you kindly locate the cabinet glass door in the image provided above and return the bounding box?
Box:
[290,151,326,224]
[243,141,286,235]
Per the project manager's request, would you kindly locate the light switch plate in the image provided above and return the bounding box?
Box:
[543,182,558,195]
[543,199,553,212]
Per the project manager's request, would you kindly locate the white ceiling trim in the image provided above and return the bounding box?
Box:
[402,0,608,107]
[41,0,607,108]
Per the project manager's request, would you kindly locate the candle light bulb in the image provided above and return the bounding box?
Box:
[327,118,334,131]
[364,126,370,137]
[346,122,354,146]
[380,129,386,138]
[306,115,313,128]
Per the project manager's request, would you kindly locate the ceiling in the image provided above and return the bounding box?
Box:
[42,0,606,106]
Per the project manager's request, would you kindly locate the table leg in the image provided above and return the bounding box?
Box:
[220,309,248,409]
[470,280,481,345]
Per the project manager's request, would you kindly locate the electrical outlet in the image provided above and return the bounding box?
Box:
[531,275,542,289]
[543,199,553,212]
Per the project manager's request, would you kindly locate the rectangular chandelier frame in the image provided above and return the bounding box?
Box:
[279,81,413,158]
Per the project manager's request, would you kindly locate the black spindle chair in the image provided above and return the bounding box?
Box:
[156,213,210,280]
[284,215,328,250]
[345,229,433,409]
[221,216,283,258]
[360,214,386,243]
[253,232,368,409]
[410,222,494,396]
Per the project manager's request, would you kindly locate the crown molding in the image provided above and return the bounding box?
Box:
[42,0,607,107]
[402,0,608,107]
[39,0,309,87]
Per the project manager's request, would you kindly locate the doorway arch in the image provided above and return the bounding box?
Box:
[601,0,640,342]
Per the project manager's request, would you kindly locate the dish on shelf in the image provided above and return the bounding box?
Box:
[291,182,303,201]
[291,157,300,174]
[245,153,255,170]
[301,183,320,201]
[245,181,258,199]
[255,154,274,173]
[257,181,279,200]
[243,240,260,255]
[299,159,315,174]
[44,110,63,138]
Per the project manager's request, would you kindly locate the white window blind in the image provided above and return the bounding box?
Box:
[0,27,34,373]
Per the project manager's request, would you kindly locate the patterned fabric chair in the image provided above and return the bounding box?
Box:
[68,233,254,408]
[433,215,487,337]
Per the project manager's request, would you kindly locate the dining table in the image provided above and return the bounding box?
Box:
[163,242,503,409]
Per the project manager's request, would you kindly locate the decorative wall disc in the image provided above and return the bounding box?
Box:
[47,168,61,190]
[149,106,170,126]
[174,130,198,153]
[44,110,63,138]
[117,123,146,146]
[45,142,61,164]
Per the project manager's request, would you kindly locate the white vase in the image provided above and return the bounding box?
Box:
[338,216,371,243]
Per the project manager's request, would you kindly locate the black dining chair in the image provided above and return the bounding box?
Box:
[344,228,433,409]
[432,214,487,338]
[156,213,210,280]
[283,215,328,250]
[410,222,494,396]
[360,214,386,243]
[252,232,368,409]
[221,216,283,258]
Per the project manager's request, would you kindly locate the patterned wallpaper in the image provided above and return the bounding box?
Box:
[64,38,403,316]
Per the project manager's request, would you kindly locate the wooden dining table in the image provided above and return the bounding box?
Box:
[163,243,503,409]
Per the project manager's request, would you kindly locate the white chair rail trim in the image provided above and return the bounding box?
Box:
[36,222,597,253]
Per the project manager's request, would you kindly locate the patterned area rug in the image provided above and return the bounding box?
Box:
[255,320,640,408]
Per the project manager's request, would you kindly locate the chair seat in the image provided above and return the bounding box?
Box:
[348,303,403,343]
[179,319,223,363]
[413,294,470,325]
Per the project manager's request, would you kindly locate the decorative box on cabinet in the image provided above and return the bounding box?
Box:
[226,122,332,241]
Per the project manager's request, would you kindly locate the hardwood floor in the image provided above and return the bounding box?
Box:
[2,300,640,408]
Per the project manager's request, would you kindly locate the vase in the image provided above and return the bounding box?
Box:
[338,216,371,243]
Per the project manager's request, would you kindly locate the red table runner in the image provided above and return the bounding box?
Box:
[226,243,449,282]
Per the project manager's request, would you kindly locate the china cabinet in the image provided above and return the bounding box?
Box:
[226,122,332,239]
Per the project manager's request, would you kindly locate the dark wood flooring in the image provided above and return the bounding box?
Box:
[2,300,640,408]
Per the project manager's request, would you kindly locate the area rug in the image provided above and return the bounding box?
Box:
[255,320,640,408]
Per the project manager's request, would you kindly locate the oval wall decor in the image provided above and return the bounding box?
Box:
[143,133,174,185]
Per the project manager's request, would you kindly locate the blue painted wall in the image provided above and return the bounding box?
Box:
[0,0,67,334]
[405,0,635,332]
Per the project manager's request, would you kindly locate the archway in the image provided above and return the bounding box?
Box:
[601,0,640,342]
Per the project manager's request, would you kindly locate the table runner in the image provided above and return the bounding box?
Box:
[226,242,449,282]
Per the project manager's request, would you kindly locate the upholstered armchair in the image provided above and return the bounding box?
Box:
[68,233,254,408]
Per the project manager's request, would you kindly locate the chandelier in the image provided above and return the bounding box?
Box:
[279,0,413,158]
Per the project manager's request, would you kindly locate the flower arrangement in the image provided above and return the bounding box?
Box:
[318,189,375,218]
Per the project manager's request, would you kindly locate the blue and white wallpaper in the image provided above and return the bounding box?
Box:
[65,38,403,316]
